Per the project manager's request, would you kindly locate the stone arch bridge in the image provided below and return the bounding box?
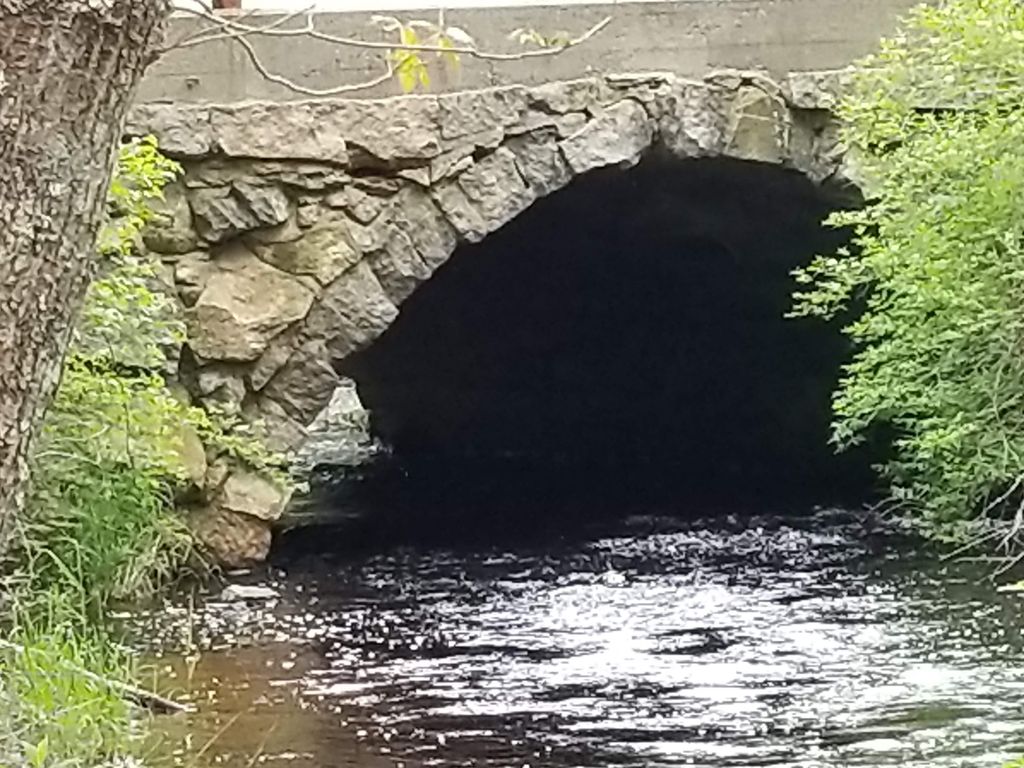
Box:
[129,70,849,563]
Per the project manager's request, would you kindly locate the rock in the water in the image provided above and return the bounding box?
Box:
[189,506,272,568]
[187,246,315,361]
[220,583,279,601]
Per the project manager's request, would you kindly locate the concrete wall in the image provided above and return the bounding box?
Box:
[143,0,918,103]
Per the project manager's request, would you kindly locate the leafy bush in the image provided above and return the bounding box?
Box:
[791,0,1024,535]
[17,137,199,614]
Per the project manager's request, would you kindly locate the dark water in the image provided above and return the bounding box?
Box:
[139,510,1024,768]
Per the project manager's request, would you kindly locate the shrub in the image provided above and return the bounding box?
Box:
[791,0,1024,537]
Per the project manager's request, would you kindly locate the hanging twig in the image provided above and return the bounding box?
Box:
[165,6,612,63]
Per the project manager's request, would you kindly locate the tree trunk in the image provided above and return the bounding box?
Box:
[0,0,170,547]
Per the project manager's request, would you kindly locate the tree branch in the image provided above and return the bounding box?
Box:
[165,7,612,63]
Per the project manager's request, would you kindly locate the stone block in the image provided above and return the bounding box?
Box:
[560,99,654,174]
[217,467,292,522]
[263,342,343,424]
[143,183,198,255]
[303,261,398,358]
[188,246,315,361]
[189,505,272,568]
[431,148,535,242]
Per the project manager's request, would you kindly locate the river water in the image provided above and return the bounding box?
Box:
[138,508,1024,768]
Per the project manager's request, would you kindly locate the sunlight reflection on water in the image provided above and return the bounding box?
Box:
[137,512,1024,768]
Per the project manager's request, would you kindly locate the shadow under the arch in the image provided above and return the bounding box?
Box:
[293,153,880,548]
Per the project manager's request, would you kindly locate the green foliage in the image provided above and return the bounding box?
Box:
[1,134,286,767]
[0,593,135,767]
[372,14,471,92]
[18,138,198,613]
[791,0,1024,532]
[1,137,219,767]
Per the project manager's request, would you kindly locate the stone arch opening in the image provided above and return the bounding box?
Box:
[136,74,870,558]
[330,152,872,520]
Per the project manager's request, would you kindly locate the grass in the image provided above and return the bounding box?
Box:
[0,590,137,768]
[0,465,198,767]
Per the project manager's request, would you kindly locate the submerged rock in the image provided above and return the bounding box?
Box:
[220,584,279,602]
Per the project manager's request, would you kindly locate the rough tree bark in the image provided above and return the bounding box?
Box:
[0,0,170,546]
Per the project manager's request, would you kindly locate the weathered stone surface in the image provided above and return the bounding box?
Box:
[143,184,197,255]
[243,396,308,453]
[787,69,849,110]
[351,176,401,196]
[506,131,573,198]
[189,187,257,244]
[246,214,303,246]
[211,102,349,163]
[127,104,212,157]
[788,110,844,182]
[388,186,457,270]
[430,146,475,183]
[190,180,290,244]
[329,187,383,224]
[181,159,349,193]
[263,342,342,424]
[218,467,292,522]
[196,364,248,415]
[438,86,528,140]
[432,148,535,242]
[189,505,272,568]
[204,457,231,498]
[296,202,321,229]
[250,161,350,190]
[260,212,363,285]
[304,261,398,358]
[528,77,609,114]
[333,97,443,165]
[513,110,589,139]
[725,85,787,164]
[174,251,215,306]
[656,83,728,158]
[188,247,315,361]
[177,423,207,488]
[233,181,291,228]
[560,99,654,174]
[213,98,446,166]
[248,326,302,392]
[366,229,432,303]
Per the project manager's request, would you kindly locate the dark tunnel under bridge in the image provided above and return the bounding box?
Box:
[320,153,873,530]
